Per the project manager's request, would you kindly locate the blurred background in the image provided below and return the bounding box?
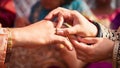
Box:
[0,0,120,68]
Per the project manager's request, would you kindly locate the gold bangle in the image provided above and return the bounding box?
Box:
[4,28,13,63]
[7,28,13,51]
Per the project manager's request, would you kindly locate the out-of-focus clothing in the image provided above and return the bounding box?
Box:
[14,0,37,18]
[110,8,120,30]
[0,7,16,27]
[0,27,9,68]
[0,0,16,27]
[29,0,93,23]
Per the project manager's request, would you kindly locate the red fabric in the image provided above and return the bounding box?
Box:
[0,0,16,27]
[0,0,16,13]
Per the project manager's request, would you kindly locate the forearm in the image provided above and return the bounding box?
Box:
[96,23,120,68]
[10,28,24,47]
[10,27,37,48]
[92,22,120,68]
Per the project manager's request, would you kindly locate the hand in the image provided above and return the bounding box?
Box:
[45,7,98,37]
[11,20,73,50]
[55,45,86,68]
[70,37,114,62]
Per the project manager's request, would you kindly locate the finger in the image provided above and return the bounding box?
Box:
[71,39,90,52]
[53,22,57,27]
[56,13,64,28]
[78,37,98,44]
[56,44,75,55]
[54,35,73,51]
[56,26,79,35]
[44,8,60,20]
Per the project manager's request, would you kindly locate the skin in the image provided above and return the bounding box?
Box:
[45,7,98,37]
[44,7,115,62]
[70,37,114,62]
[10,20,73,50]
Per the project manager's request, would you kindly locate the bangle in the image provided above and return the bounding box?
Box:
[5,28,13,63]
[113,41,120,68]
[92,22,103,37]
[7,28,13,50]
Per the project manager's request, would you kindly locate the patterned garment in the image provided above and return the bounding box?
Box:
[0,27,9,68]
[98,23,120,68]
[87,22,120,68]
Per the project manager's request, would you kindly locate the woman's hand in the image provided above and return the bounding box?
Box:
[70,37,114,62]
[45,7,98,37]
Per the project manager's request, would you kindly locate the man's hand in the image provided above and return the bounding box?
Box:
[11,20,73,50]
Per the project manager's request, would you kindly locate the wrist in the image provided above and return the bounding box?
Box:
[92,22,103,37]
[10,28,23,47]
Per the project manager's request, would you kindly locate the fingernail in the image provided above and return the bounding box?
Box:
[69,44,73,51]
[70,47,73,51]
[57,29,64,35]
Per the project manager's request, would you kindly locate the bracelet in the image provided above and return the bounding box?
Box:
[5,28,13,63]
[113,41,120,68]
[7,28,13,50]
[92,22,103,37]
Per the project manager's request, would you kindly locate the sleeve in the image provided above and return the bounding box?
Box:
[0,28,8,67]
[101,25,120,41]
[97,23,120,68]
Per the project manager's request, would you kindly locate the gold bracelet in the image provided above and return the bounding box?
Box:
[7,28,13,52]
[4,28,13,63]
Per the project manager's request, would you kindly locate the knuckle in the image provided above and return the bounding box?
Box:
[77,56,86,62]
[62,38,67,43]
[77,56,81,60]
[57,7,63,10]
[87,50,94,57]
[64,28,70,34]
[72,10,79,14]
[57,7,62,9]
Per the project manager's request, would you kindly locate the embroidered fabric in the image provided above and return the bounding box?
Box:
[98,23,120,68]
[0,28,8,67]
